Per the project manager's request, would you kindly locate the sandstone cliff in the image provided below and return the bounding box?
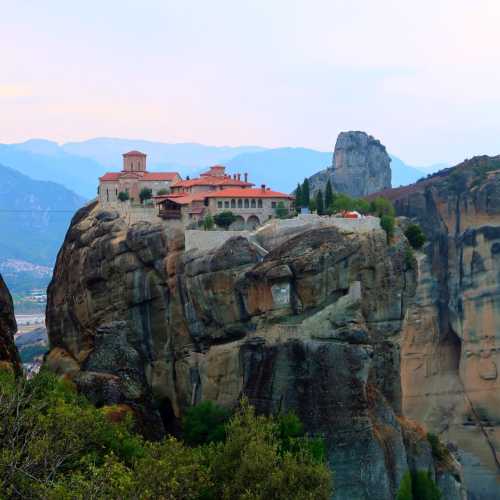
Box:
[373,156,500,499]
[45,204,464,499]
[309,131,392,197]
[0,273,21,375]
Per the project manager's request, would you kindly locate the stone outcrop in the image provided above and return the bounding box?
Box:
[45,203,465,499]
[0,273,21,375]
[373,156,500,499]
[309,131,392,197]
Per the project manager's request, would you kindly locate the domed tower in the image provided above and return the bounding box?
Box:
[123,151,147,173]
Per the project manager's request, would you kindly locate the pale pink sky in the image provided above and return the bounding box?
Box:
[2,0,500,165]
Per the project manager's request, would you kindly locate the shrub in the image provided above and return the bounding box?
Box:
[207,398,332,500]
[380,214,395,242]
[156,188,169,196]
[427,433,449,463]
[370,196,395,217]
[203,213,215,230]
[117,191,129,202]
[139,187,153,204]
[405,224,426,250]
[396,469,443,500]
[404,247,416,270]
[275,201,289,219]
[182,401,230,446]
[316,190,325,215]
[214,211,237,230]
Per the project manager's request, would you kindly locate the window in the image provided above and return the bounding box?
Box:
[244,199,249,208]
[218,201,223,208]
[106,188,109,202]
[271,201,277,208]
[251,199,256,208]
[97,186,100,194]
[115,188,118,196]
[224,201,230,208]
[237,199,243,208]
[231,199,236,208]
[257,199,263,208]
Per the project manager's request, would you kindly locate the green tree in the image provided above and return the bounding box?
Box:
[139,187,153,204]
[203,213,215,231]
[214,211,237,230]
[295,183,303,208]
[370,196,395,217]
[380,214,395,243]
[316,189,324,215]
[156,188,169,196]
[302,178,310,208]
[405,224,426,250]
[324,180,333,209]
[182,401,230,446]
[275,201,289,219]
[309,198,317,213]
[117,191,129,202]
[412,471,442,500]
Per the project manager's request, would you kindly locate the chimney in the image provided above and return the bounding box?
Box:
[237,173,241,180]
[233,174,237,180]
[261,184,266,192]
[244,172,248,182]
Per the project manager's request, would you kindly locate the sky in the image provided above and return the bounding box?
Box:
[2,0,500,165]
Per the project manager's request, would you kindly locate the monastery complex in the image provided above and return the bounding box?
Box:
[98,151,294,229]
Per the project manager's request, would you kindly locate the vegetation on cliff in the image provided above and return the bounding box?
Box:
[0,369,332,499]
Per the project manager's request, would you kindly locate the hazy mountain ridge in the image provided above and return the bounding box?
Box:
[0,163,84,269]
[0,138,445,198]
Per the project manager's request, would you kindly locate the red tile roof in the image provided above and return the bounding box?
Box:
[154,190,214,205]
[171,176,253,188]
[123,150,146,157]
[204,188,293,199]
[99,171,180,182]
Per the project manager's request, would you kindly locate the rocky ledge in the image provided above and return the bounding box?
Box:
[45,203,464,499]
[0,273,21,375]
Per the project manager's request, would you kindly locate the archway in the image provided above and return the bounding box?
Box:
[230,215,245,230]
[246,215,260,230]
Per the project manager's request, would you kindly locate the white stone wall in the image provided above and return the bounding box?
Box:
[185,229,251,252]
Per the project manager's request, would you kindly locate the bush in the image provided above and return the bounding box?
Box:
[207,399,332,500]
[0,370,333,500]
[182,401,230,446]
[214,211,237,230]
[380,214,395,242]
[156,188,169,196]
[405,224,426,250]
[396,469,443,500]
[370,196,395,217]
[427,433,449,463]
[118,191,129,202]
[202,213,215,230]
[139,187,153,204]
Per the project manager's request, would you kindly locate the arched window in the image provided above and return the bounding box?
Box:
[238,199,243,208]
[251,199,256,208]
[257,199,263,208]
[106,188,109,201]
[244,199,249,208]
[231,199,236,208]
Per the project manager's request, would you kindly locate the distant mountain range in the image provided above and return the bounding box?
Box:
[0,138,447,198]
[0,163,85,269]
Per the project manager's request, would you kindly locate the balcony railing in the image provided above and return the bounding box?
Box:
[159,209,182,220]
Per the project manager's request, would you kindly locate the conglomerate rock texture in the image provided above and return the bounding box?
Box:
[309,131,392,197]
[46,202,465,499]
[373,156,500,499]
[0,273,21,375]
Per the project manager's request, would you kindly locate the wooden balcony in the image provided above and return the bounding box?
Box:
[159,208,182,220]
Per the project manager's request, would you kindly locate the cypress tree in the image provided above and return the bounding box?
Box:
[302,178,310,208]
[316,189,324,215]
[325,180,333,210]
[295,183,303,208]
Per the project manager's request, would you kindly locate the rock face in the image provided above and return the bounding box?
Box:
[374,156,500,499]
[46,203,465,499]
[309,131,392,197]
[0,273,21,375]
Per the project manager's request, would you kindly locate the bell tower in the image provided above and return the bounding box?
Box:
[123,151,147,172]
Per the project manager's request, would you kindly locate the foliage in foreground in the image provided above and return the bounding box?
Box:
[0,370,332,499]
